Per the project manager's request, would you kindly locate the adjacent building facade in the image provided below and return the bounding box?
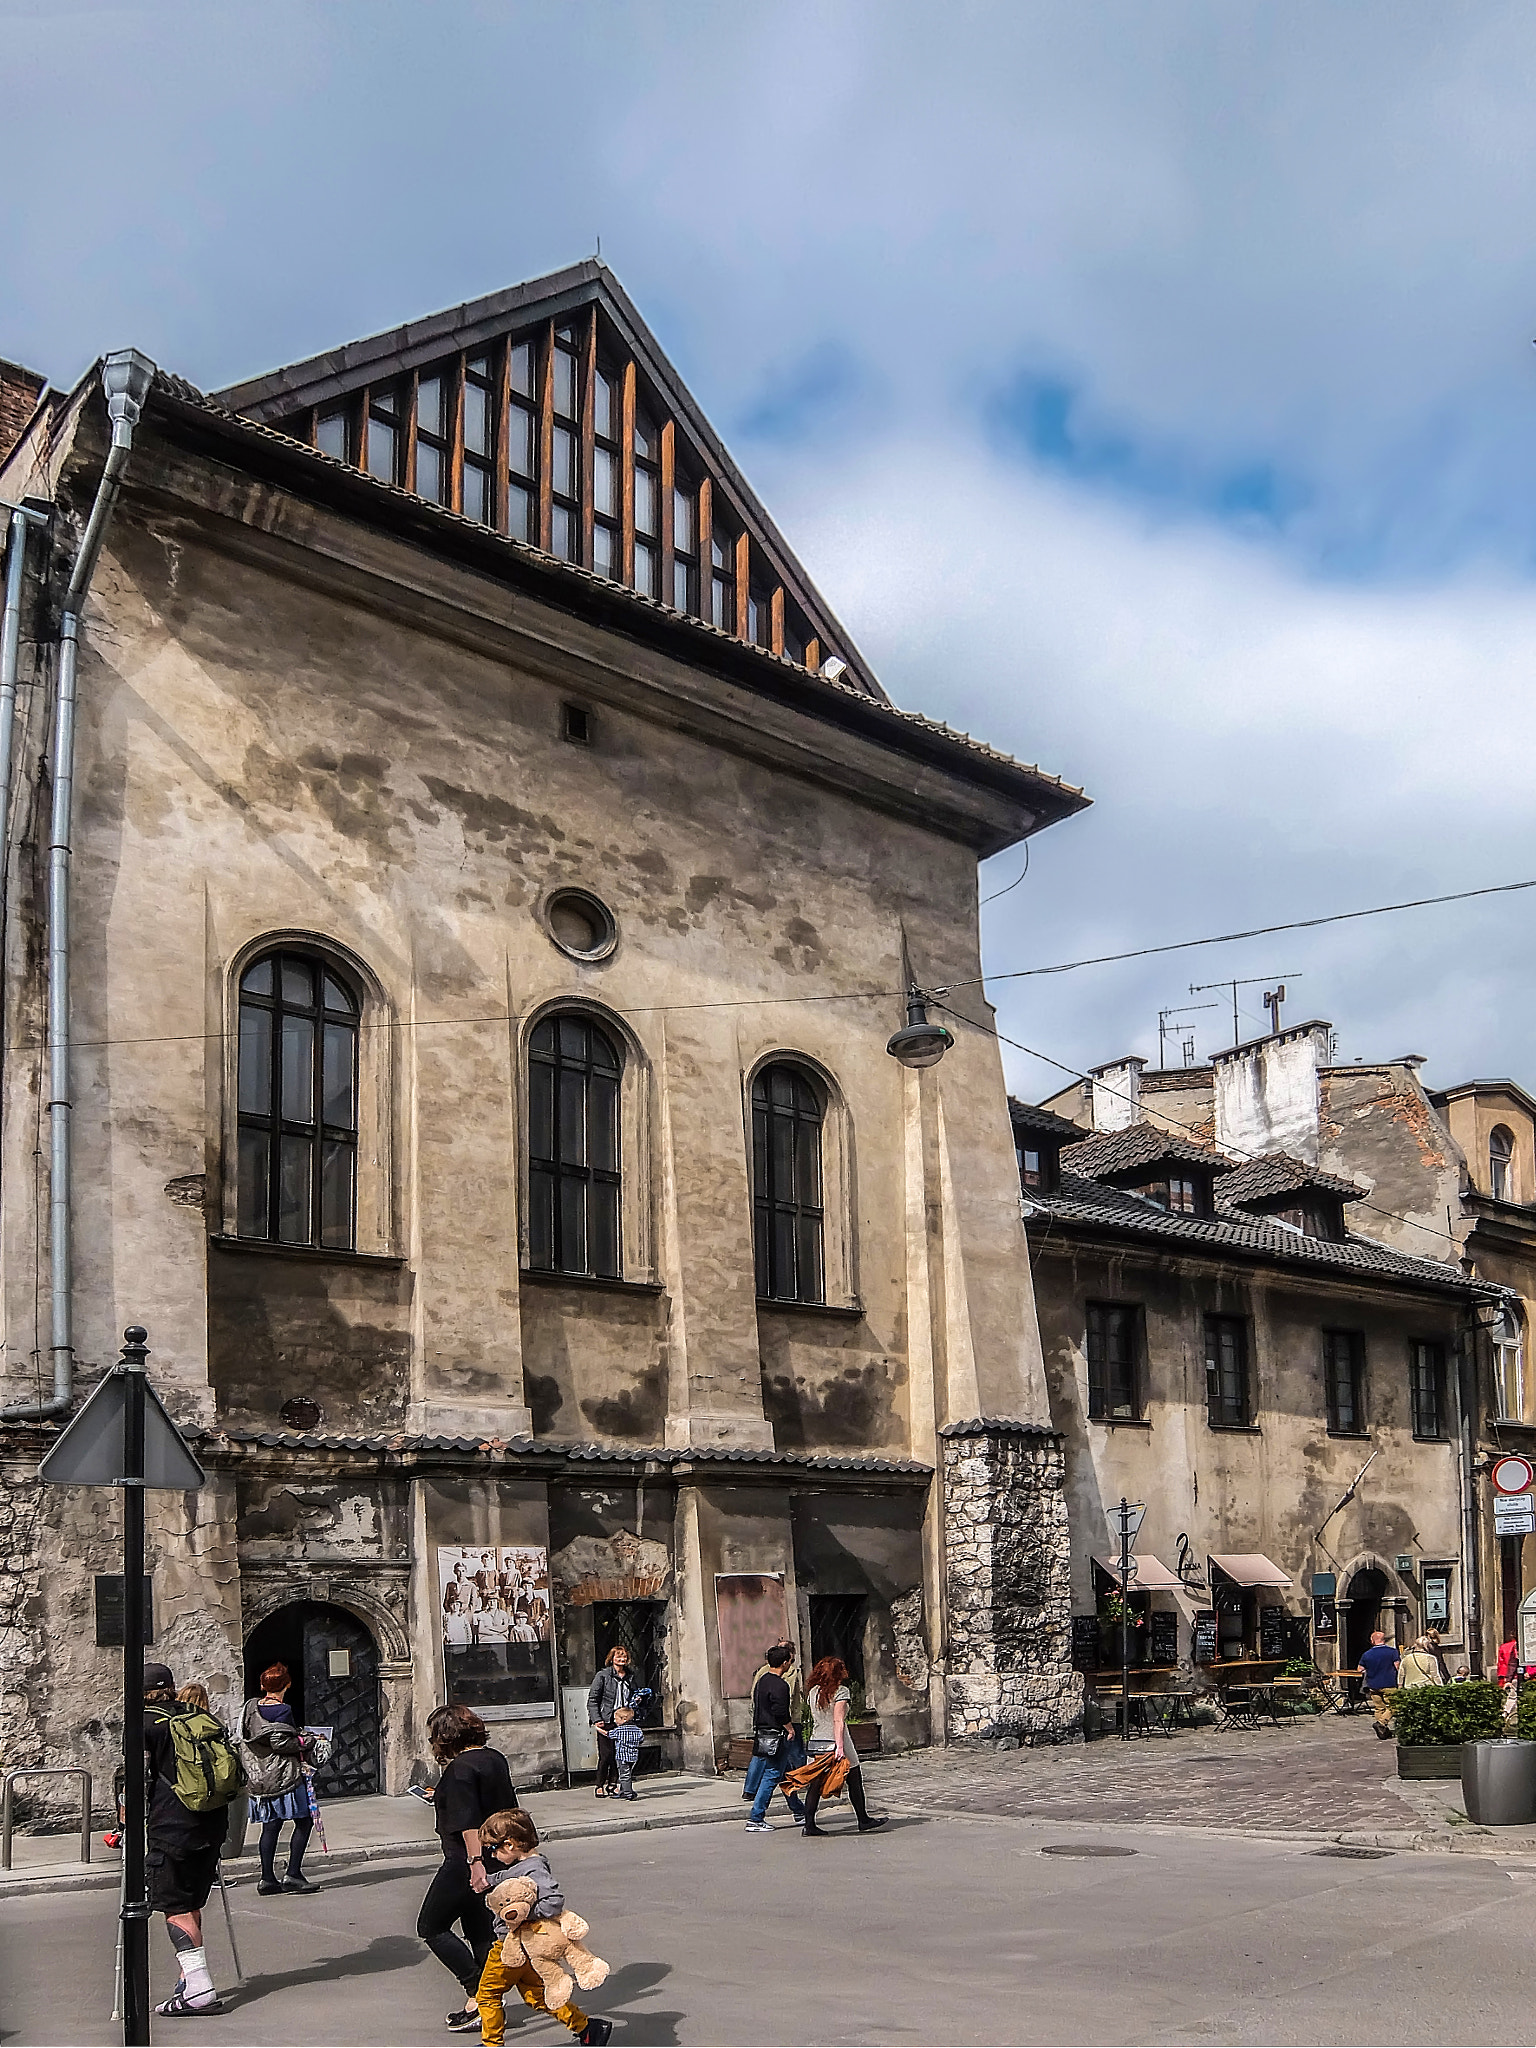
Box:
[0,264,1087,1811]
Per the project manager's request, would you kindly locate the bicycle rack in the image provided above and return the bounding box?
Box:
[1,1767,93,1869]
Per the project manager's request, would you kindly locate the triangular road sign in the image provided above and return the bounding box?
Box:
[39,1367,205,1489]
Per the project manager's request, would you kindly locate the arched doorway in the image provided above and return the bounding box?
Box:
[244,1601,381,1797]
[1344,1567,1388,1671]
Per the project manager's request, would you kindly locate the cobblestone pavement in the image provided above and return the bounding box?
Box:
[874,1708,1425,1837]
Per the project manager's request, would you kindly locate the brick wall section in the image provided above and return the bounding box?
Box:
[0,360,46,469]
[942,1421,1082,1742]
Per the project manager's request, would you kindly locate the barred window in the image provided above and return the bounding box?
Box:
[237,951,359,1249]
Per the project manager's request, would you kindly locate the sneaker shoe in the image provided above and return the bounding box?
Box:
[744,1820,772,1833]
[578,2020,613,2046]
[445,2009,481,2031]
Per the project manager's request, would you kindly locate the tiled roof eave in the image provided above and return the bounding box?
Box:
[190,1426,930,1478]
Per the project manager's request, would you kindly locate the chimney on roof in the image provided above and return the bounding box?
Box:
[1212,1020,1332,1166]
[1088,1056,1145,1133]
[0,360,46,469]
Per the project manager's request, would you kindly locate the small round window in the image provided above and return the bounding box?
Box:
[544,888,617,963]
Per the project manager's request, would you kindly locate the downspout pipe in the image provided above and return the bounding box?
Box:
[3,349,154,1421]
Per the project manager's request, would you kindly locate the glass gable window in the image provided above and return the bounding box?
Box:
[592,363,620,579]
[415,369,451,506]
[1205,1314,1250,1428]
[752,1064,825,1303]
[710,519,735,631]
[550,325,582,562]
[1087,1303,1140,1420]
[316,407,351,462]
[237,951,359,1249]
[527,1014,621,1278]
[632,404,661,599]
[672,481,699,615]
[366,385,403,484]
[1324,1328,1366,1434]
[1410,1339,1447,1439]
[507,338,538,544]
[462,354,496,526]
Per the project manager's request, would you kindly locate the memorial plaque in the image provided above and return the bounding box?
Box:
[1149,1609,1179,1667]
[1192,1609,1219,1665]
[1071,1614,1101,1671]
[95,1574,154,1647]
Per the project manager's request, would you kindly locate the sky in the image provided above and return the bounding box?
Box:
[7,1,1536,1100]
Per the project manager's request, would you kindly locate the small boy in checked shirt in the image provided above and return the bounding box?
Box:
[610,1706,643,1801]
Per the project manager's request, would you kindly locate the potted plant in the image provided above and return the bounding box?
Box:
[846,1677,881,1756]
[1389,1679,1502,1778]
[1098,1589,1145,1669]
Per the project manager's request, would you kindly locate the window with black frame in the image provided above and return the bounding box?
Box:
[461,354,496,525]
[1324,1328,1366,1435]
[672,476,699,614]
[1087,1303,1140,1420]
[752,1064,825,1303]
[237,951,359,1248]
[527,1014,621,1277]
[365,383,404,484]
[550,325,582,562]
[592,362,621,579]
[632,402,662,598]
[507,337,538,543]
[1205,1313,1250,1428]
[414,367,452,505]
[1410,1339,1447,1439]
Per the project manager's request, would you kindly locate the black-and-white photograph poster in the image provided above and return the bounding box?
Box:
[438,1544,555,1711]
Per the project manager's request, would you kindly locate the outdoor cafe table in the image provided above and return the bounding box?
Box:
[1208,1660,1309,1729]
[1090,1667,1195,1736]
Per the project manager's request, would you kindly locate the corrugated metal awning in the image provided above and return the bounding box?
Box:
[1209,1552,1293,1588]
[1094,1553,1182,1591]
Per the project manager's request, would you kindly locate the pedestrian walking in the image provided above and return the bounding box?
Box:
[742,1641,805,1820]
[473,1808,612,2045]
[743,1644,806,1833]
[238,1663,320,1896]
[140,1659,245,2016]
[1359,1630,1402,1739]
[609,1708,643,1801]
[1398,1636,1441,1688]
[586,1647,635,1800]
[1425,1629,1451,1682]
[417,1703,519,2033]
[796,1656,886,1837]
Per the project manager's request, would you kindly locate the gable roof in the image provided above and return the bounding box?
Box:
[1219,1152,1367,1207]
[211,260,885,702]
[1060,1121,1235,1180]
[1008,1096,1088,1142]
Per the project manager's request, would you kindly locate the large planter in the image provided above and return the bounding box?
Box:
[850,1720,882,1756]
[1396,1743,1463,1780]
[1462,1739,1536,1825]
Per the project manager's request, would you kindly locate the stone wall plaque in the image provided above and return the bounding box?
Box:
[95,1574,154,1647]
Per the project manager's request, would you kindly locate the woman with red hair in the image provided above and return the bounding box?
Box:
[799,1657,886,1838]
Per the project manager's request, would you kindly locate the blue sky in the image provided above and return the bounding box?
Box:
[8,0,1536,1093]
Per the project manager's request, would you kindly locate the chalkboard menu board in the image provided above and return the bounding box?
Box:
[95,1574,154,1647]
[1260,1605,1289,1659]
[1071,1615,1100,1671]
[1149,1609,1179,1667]
[1286,1613,1313,1658]
[1192,1609,1218,1664]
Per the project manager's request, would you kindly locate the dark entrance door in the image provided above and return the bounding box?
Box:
[243,1602,381,1797]
[592,1600,667,1727]
[1344,1567,1388,1672]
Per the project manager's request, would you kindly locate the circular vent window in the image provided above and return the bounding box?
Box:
[544,889,617,963]
[279,1397,321,1432]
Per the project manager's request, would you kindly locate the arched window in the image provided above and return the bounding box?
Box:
[1491,1126,1515,1202]
[752,1064,825,1303]
[528,1013,621,1277]
[1495,1306,1525,1421]
[237,950,359,1247]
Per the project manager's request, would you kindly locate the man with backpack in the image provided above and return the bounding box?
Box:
[141,1661,244,2016]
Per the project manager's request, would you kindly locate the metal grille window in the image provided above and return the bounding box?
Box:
[528,1014,621,1277]
[1205,1314,1250,1428]
[1323,1328,1366,1434]
[1087,1303,1140,1420]
[592,1600,667,1726]
[752,1065,825,1303]
[237,951,359,1248]
[809,1593,867,1685]
[507,338,538,543]
[461,354,496,526]
[1410,1339,1447,1440]
[550,325,582,562]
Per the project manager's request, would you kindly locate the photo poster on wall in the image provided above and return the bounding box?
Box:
[438,1543,556,1716]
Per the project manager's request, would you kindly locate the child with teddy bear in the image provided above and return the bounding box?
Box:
[474,1808,613,2047]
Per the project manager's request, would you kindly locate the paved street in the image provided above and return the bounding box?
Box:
[7,1786,1536,2047]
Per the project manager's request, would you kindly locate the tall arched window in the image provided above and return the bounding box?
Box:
[1495,1306,1525,1420]
[528,1014,621,1276]
[237,950,359,1247]
[752,1064,825,1303]
[1491,1126,1515,1202]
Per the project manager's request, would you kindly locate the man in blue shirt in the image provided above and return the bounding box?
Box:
[1360,1630,1402,1738]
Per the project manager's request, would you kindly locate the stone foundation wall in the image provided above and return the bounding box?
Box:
[942,1421,1081,1743]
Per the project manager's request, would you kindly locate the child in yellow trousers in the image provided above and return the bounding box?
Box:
[475,1809,611,2047]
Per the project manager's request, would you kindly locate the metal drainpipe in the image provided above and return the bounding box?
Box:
[2,349,154,1421]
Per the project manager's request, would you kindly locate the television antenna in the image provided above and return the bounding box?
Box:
[1157,1003,1217,1069]
[1189,973,1302,1047]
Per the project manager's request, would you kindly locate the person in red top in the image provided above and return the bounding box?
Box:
[1498,1636,1520,1683]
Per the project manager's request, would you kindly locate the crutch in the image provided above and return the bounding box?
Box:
[215,1860,245,1984]
[111,1854,127,2020]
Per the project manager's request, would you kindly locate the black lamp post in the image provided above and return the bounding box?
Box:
[886,988,954,1070]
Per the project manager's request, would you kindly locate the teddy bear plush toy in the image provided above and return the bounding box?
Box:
[485,1877,611,2013]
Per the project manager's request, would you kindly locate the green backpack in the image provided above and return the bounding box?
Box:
[148,1705,246,1812]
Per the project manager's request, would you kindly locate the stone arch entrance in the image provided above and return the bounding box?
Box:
[1343,1566,1389,1672]
[244,1600,381,1797]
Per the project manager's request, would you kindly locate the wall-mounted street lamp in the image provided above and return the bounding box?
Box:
[886,987,954,1070]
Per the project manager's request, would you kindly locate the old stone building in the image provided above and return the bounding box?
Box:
[1030,1031,1504,1687]
[0,262,1086,1810]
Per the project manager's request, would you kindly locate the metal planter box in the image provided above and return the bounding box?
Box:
[1396,1743,1463,1779]
[1462,1739,1536,1824]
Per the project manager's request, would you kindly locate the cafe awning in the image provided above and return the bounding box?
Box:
[1208,1552,1292,1588]
[1094,1552,1183,1591]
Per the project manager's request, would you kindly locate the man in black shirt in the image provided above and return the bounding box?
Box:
[141,1662,229,2015]
[745,1644,806,1832]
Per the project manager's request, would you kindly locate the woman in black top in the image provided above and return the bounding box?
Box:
[416,1704,518,2032]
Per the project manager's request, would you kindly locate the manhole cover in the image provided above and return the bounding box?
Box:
[1040,1844,1137,1858]
[1311,1846,1393,1860]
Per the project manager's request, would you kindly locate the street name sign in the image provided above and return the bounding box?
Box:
[1494,1495,1536,1536]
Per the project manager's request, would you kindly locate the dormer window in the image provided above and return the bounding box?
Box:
[1134,1173,1208,1216]
[1167,1176,1198,1214]
[1268,1199,1346,1241]
[1491,1125,1515,1202]
[1016,1141,1058,1194]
